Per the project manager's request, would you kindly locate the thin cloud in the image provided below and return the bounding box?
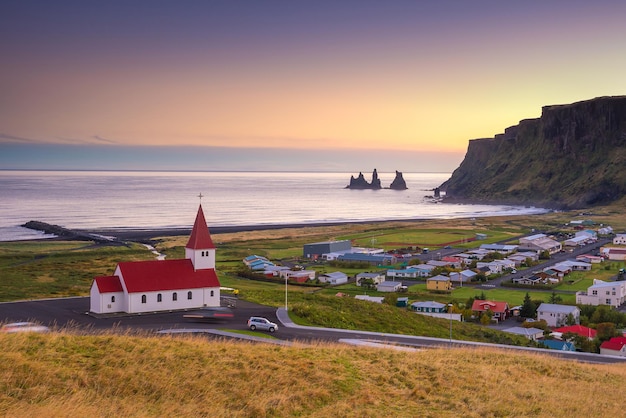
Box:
[92,135,118,144]
[0,133,38,143]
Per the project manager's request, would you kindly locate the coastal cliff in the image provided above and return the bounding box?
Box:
[440,96,626,209]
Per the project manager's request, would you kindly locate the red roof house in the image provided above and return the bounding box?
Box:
[90,205,221,314]
[600,336,626,356]
[553,325,597,340]
[471,300,510,322]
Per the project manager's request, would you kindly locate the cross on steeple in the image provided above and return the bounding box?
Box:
[198,193,204,203]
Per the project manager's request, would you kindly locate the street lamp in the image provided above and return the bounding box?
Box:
[447,303,454,346]
[285,274,288,311]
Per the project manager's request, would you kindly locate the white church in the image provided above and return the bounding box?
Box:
[90,204,221,314]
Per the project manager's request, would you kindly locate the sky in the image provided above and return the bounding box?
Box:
[1,1,625,172]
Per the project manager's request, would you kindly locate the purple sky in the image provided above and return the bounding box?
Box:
[1,1,625,171]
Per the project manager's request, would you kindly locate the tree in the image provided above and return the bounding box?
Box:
[480,310,493,325]
[565,313,576,326]
[596,322,618,342]
[520,293,536,319]
[548,291,562,304]
[539,250,551,260]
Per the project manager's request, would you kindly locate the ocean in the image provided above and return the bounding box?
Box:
[0,170,548,241]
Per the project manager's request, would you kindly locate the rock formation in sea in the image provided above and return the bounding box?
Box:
[389,170,408,190]
[346,169,383,189]
[439,96,626,209]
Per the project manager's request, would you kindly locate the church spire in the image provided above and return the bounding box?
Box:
[186,204,215,250]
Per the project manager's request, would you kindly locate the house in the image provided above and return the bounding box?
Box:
[90,205,220,314]
[243,255,269,266]
[576,279,626,307]
[279,269,316,283]
[376,281,402,292]
[449,270,476,284]
[387,267,422,279]
[503,326,544,341]
[600,336,626,356]
[512,275,546,286]
[471,300,509,322]
[552,325,597,340]
[318,271,348,285]
[602,248,626,261]
[518,233,562,254]
[413,264,437,277]
[411,300,447,313]
[426,260,452,268]
[555,260,592,271]
[355,272,385,287]
[540,340,576,351]
[476,261,503,274]
[563,235,592,247]
[426,275,452,291]
[536,303,580,327]
[613,234,626,245]
[441,256,464,269]
[396,297,409,307]
[576,254,604,264]
[479,244,518,254]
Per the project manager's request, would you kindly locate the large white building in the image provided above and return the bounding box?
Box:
[518,234,562,254]
[576,279,626,308]
[90,205,221,314]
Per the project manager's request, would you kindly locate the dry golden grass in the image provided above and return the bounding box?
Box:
[2,331,626,417]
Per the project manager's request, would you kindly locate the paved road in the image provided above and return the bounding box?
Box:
[2,296,626,365]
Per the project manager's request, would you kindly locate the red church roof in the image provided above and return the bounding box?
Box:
[118,259,220,293]
[553,325,597,339]
[94,275,123,293]
[186,204,215,250]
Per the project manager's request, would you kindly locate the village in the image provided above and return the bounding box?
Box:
[242,223,626,354]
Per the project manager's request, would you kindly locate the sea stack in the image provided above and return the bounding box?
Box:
[346,169,383,189]
[389,171,408,190]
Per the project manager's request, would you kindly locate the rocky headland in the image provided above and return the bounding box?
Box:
[440,96,626,209]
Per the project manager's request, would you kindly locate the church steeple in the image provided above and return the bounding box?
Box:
[185,204,215,271]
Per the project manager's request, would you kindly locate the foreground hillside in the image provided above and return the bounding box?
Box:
[441,96,626,209]
[2,332,626,417]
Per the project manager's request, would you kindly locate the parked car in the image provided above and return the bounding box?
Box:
[1,322,50,333]
[247,316,278,332]
[183,307,234,322]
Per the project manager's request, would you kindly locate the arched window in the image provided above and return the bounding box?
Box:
[187,291,193,300]
[210,290,214,297]
[141,295,147,304]
[157,293,162,302]
[173,292,178,301]
[202,251,205,256]
[111,296,115,303]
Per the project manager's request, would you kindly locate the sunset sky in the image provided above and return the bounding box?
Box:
[2,1,625,172]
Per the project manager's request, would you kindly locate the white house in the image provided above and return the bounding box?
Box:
[90,205,221,314]
[613,234,626,245]
[355,272,386,286]
[536,303,580,327]
[318,271,348,285]
[449,270,476,284]
[576,279,626,308]
[376,281,403,292]
[503,326,544,341]
[602,248,626,261]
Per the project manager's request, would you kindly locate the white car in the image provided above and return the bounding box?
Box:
[1,322,50,333]
[247,317,278,332]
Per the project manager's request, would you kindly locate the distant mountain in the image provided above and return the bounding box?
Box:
[440,96,626,209]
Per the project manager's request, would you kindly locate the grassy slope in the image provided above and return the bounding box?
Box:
[1,332,626,417]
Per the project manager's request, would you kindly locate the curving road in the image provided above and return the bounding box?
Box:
[2,296,626,365]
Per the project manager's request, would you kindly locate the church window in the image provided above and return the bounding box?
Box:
[188,291,193,300]
[157,293,162,302]
[210,290,214,297]
[173,292,178,301]
[141,295,147,304]
[111,296,115,303]
[201,251,205,256]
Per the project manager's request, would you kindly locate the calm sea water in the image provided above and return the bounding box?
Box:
[0,171,548,241]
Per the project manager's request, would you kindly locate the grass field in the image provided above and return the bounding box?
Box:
[2,332,626,417]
